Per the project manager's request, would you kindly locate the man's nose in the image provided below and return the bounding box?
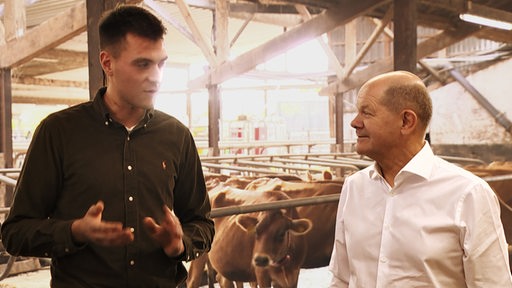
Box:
[350,114,361,128]
[148,65,164,83]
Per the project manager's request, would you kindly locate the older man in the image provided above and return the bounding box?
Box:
[329,71,512,287]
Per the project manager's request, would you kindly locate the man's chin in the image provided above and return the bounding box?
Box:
[354,144,368,156]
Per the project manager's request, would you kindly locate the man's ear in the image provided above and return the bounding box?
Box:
[401,109,417,134]
[100,51,113,76]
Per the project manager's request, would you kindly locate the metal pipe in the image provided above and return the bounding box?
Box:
[0,174,16,187]
[449,68,512,133]
[210,194,340,218]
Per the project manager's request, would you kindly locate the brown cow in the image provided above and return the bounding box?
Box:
[207,187,312,288]
[245,177,343,268]
[186,176,342,287]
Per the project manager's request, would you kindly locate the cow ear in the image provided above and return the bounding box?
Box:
[236,215,258,233]
[323,170,333,180]
[290,218,312,235]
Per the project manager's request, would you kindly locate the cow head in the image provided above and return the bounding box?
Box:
[236,209,312,268]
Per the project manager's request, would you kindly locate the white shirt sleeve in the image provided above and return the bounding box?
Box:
[328,184,351,288]
[459,181,512,287]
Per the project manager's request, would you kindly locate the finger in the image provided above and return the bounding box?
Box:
[143,217,159,235]
[96,228,134,246]
[94,221,124,234]
[163,206,180,227]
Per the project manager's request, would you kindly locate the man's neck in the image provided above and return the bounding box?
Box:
[103,90,145,128]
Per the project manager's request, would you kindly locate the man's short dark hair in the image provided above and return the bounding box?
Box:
[99,5,166,56]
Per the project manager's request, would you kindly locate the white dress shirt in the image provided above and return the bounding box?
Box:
[329,143,512,288]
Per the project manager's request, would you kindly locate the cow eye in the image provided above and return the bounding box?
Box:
[277,231,286,242]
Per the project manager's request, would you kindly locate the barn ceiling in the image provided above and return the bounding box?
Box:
[1,0,512,105]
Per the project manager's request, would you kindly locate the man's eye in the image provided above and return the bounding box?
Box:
[136,61,150,68]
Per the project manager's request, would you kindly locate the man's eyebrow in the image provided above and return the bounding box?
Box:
[131,56,168,64]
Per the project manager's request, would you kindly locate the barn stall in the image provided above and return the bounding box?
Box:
[1,0,512,286]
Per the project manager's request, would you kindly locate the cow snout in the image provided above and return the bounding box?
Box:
[253,254,270,267]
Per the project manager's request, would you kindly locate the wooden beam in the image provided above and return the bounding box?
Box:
[394,0,417,73]
[295,4,344,79]
[144,0,196,44]
[12,95,86,106]
[474,27,512,44]
[466,3,512,24]
[214,0,229,62]
[14,49,88,77]
[175,0,218,66]
[3,0,26,41]
[344,7,393,79]
[418,0,465,11]
[230,14,254,48]
[0,1,86,68]
[319,24,481,95]
[345,20,357,72]
[189,0,389,89]
[416,24,480,59]
[12,76,88,89]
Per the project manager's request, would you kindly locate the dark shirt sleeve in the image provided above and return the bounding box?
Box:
[1,119,83,258]
[172,130,214,262]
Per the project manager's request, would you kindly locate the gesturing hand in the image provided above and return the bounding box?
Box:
[71,201,134,246]
[143,206,184,257]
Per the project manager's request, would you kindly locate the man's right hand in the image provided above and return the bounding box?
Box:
[71,201,134,246]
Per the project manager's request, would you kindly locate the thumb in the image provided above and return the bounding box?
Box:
[87,201,104,218]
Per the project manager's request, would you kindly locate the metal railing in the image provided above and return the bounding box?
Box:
[1,158,511,281]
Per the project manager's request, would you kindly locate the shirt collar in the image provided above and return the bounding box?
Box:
[92,87,154,126]
[368,141,435,181]
[399,141,434,180]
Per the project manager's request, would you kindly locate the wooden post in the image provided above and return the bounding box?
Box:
[86,0,123,100]
[207,0,229,157]
[208,85,220,157]
[0,68,14,206]
[334,92,344,153]
[393,0,417,73]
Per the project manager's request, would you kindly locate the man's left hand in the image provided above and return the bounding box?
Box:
[143,206,185,257]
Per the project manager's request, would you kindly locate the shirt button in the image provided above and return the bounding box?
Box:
[128,196,134,201]
[129,260,135,266]
[127,165,133,171]
[380,257,388,263]
[130,228,135,233]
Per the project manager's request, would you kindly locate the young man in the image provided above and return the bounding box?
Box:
[1,5,214,287]
[329,71,512,287]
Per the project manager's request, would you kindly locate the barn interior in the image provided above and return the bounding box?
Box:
[1,0,512,285]
[1,0,512,164]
